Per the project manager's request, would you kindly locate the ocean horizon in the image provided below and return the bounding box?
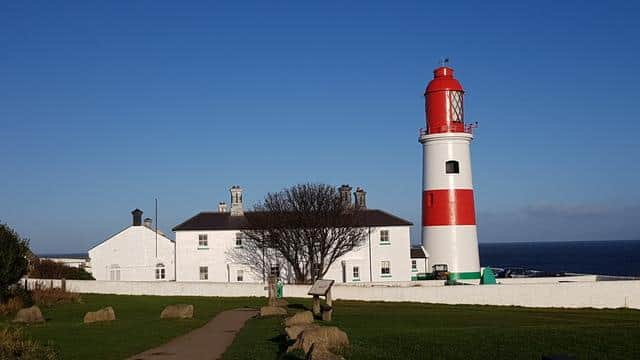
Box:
[39,239,640,277]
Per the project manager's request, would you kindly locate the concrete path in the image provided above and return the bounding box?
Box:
[128,308,258,360]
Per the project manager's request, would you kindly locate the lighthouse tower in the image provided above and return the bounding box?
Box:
[419,65,480,280]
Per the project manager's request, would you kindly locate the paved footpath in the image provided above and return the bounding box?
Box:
[128,308,259,360]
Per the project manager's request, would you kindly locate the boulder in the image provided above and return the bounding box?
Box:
[285,323,319,340]
[260,306,287,317]
[288,326,349,354]
[307,344,345,360]
[84,306,116,324]
[13,306,44,324]
[160,304,194,319]
[284,310,314,327]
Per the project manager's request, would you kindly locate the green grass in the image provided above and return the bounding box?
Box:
[1,294,264,360]
[224,300,640,360]
[3,295,640,359]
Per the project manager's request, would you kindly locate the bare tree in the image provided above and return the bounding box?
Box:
[234,183,368,284]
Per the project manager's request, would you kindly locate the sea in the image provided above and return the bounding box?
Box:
[480,240,640,277]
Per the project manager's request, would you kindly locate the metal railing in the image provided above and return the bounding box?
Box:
[419,122,478,136]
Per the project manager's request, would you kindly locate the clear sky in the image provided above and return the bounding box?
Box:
[1,1,639,253]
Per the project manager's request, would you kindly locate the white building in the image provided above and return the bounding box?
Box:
[173,185,415,284]
[410,246,429,280]
[88,209,175,281]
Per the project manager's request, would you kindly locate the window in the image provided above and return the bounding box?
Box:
[109,265,121,281]
[237,270,244,282]
[198,234,208,248]
[446,160,459,174]
[380,230,390,244]
[199,266,208,280]
[449,91,463,123]
[381,261,391,276]
[235,233,243,247]
[155,263,166,280]
[411,260,417,272]
[352,266,360,280]
[270,264,280,277]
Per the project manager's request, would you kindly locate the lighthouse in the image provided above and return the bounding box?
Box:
[419,64,481,280]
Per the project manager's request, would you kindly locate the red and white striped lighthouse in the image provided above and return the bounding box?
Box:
[419,65,481,280]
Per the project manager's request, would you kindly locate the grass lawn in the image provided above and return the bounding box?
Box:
[1,294,264,360]
[224,300,640,360]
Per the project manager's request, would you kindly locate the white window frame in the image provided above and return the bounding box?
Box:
[270,264,280,277]
[199,266,208,280]
[109,265,121,281]
[198,234,208,248]
[380,230,390,244]
[237,270,244,282]
[235,233,243,247]
[155,263,166,280]
[411,259,417,272]
[381,261,391,277]
[352,266,360,281]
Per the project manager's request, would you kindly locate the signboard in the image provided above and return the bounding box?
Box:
[308,279,334,296]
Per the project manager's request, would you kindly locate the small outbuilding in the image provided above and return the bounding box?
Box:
[89,209,175,281]
[410,246,429,280]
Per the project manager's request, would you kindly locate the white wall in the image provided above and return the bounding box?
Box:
[411,256,428,277]
[175,225,413,284]
[175,230,263,283]
[89,226,175,281]
[24,278,640,310]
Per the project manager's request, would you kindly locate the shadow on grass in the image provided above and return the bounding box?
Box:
[287,303,310,311]
[269,333,304,360]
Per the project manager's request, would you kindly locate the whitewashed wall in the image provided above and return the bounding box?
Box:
[24,278,640,310]
[175,230,264,283]
[176,225,413,284]
[89,226,175,281]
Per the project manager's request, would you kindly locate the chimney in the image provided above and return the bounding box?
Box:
[218,201,227,213]
[338,184,352,207]
[143,218,153,228]
[230,185,244,216]
[132,209,143,226]
[354,187,367,209]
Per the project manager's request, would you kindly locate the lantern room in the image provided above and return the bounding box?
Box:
[424,66,466,134]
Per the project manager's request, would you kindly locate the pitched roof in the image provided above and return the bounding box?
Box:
[172,209,412,231]
[410,246,427,259]
[87,225,174,252]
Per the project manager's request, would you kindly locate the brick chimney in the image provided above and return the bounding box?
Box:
[339,184,352,207]
[218,201,228,213]
[230,186,244,216]
[354,187,367,209]
[132,209,143,226]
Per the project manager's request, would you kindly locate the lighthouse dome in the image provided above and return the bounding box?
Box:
[425,67,464,94]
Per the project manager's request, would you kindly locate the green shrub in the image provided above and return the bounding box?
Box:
[0,223,30,302]
[0,328,58,360]
[29,260,94,280]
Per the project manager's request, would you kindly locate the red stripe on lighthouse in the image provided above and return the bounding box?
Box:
[422,189,476,226]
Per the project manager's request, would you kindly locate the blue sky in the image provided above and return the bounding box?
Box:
[1,1,639,253]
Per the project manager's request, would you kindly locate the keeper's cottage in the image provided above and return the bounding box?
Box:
[172,185,416,283]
